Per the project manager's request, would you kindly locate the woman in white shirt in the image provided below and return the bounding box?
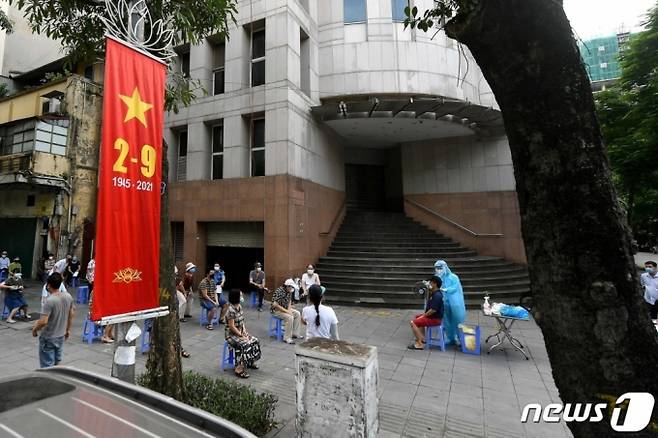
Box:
[300,264,321,301]
[302,284,338,340]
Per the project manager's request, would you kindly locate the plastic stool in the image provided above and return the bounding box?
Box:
[199,305,220,326]
[141,329,150,354]
[425,324,446,351]
[2,304,9,320]
[76,286,89,304]
[220,341,235,371]
[459,325,481,355]
[71,277,79,289]
[81,314,104,344]
[268,315,284,341]
[250,291,258,308]
[141,318,153,354]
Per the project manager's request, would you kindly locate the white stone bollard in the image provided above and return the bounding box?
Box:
[295,338,378,438]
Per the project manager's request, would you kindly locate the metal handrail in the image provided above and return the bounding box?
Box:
[405,198,503,238]
[320,198,346,237]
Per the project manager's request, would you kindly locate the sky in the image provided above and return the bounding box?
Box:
[563,0,656,39]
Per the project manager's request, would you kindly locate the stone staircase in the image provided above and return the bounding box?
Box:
[317,211,530,309]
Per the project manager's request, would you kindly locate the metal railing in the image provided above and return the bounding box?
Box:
[0,153,31,174]
[320,199,346,237]
[405,198,503,238]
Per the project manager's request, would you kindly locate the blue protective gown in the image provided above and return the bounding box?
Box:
[434,260,466,344]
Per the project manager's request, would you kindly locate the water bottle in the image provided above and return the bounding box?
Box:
[483,294,491,315]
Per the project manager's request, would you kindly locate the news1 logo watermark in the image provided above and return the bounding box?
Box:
[521,393,655,432]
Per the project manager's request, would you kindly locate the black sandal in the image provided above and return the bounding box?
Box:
[181,349,191,358]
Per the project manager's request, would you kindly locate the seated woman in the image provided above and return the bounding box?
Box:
[225,288,261,378]
[301,284,339,340]
[1,269,29,323]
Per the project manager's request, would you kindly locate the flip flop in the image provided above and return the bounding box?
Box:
[206,325,214,330]
[181,349,190,358]
[407,344,424,350]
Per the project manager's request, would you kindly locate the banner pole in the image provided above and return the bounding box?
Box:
[111,321,136,383]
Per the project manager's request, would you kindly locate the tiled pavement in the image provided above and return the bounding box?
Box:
[0,283,573,438]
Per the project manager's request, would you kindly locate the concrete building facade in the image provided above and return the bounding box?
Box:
[166,0,525,291]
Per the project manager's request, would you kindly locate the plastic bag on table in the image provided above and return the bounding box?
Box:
[499,304,530,319]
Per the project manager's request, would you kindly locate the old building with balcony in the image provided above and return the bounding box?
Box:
[0,74,102,278]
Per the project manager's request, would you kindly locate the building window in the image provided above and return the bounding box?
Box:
[251,119,265,177]
[84,65,94,81]
[176,129,188,181]
[251,28,266,86]
[392,0,408,22]
[212,42,225,95]
[211,125,223,180]
[179,51,190,78]
[600,62,608,69]
[26,195,35,207]
[598,45,606,52]
[344,0,367,23]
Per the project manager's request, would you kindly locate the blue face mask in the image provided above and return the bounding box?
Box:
[647,267,656,274]
[435,268,444,276]
[240,294,245,304]
[189,268,196,273]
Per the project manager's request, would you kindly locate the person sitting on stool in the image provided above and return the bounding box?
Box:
[408,275,444,350]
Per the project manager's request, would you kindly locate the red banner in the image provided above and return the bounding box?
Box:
[92,37,166,320]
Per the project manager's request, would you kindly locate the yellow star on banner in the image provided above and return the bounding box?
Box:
[119,87,153,127]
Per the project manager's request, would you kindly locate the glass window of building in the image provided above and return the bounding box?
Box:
[211,125,223,180]
[392,0,408,22]
[251,119,265,177]
[176,129,188,181]
[344,0,366,23]
[180,51,190,78]
[251,28,266,86]
[212,42,225,95]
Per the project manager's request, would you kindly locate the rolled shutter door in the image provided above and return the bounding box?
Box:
[206,222,264,248]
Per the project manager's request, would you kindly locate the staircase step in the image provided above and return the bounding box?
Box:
[317,209,530,309]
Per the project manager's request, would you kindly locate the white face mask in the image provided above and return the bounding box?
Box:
[307,269,314,275]
[256,267,262,272]
[240,294,245,304]
[214,265,220,270]
[49,256,54,260]
[14,273,21,279]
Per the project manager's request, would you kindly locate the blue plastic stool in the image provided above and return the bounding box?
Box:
[268,315,284,341]
[141,329,150,354]
[2,304,9,320]
[250,291,258,308]
[199,305,220,326]
[76,286,89,304]
[81,314,104,344]
[220,340,235,371]
[458,325,481,355]
[71,277,79,289]
[425,324,446,351]
[141,318,153,354]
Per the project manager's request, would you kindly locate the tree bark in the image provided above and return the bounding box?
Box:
[445,1,658,436]
[144,141,185,401]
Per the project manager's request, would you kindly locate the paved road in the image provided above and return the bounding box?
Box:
[0,283,572,438]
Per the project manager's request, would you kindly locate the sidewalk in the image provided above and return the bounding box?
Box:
[0,285,572,438]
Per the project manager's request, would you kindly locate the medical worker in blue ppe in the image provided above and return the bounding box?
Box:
[434,260,466,345]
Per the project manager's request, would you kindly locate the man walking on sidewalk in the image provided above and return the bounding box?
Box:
[32,272,75,368]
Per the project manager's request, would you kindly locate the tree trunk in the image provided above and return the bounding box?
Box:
[144,141,185,401]
[445,1,658,436]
